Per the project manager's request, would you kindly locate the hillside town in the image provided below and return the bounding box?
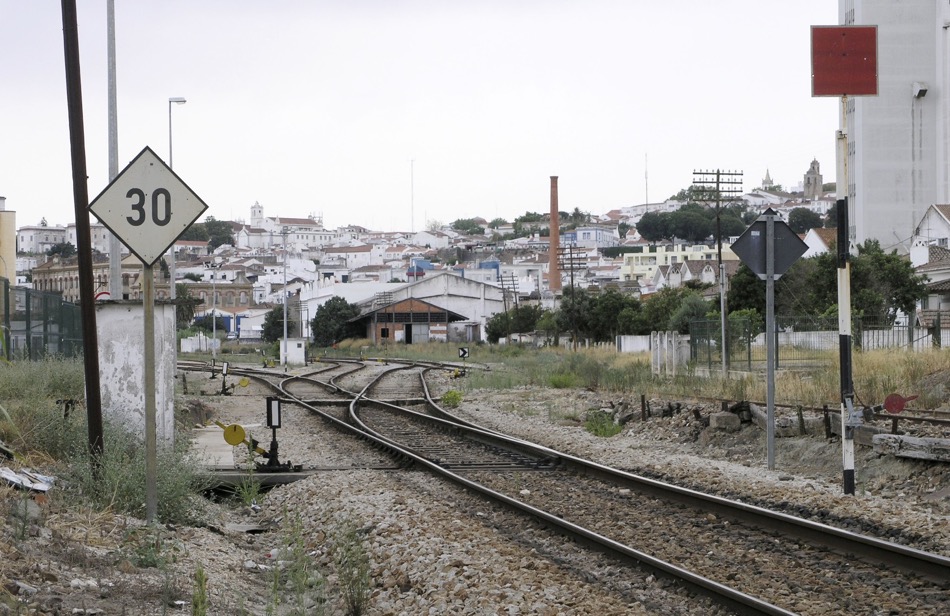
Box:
[6,157,950,347]
[2,159,893,346]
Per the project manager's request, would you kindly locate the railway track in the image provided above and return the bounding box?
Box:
[187,359,950,615]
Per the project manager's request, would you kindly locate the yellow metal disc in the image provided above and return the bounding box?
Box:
[238,377,250,388]
[223,424,246,446]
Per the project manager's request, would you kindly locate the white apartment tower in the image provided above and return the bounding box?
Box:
[841,0,950,253]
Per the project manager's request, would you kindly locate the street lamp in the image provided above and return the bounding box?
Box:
[167,97,186,301]
[168,97,186,168]
[282,227,289,367]
[206,262,219,359]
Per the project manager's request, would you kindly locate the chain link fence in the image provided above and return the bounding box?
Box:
[0,278,84,360]
[690,315,931,372]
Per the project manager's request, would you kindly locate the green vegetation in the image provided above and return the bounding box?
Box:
[0,358,210,525]
[440,390,463,408]
[262,306,298,343]
[728,239,928,323]
[179,215,235,250]
[584,411,623,437]
[310,296,363,346]
[192,566,209,616]
[267,510,326,615]
[334,521,371,616]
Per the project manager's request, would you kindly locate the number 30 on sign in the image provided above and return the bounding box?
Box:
[89,146,208,267]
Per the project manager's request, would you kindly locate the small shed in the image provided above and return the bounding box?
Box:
[354,297,468,344]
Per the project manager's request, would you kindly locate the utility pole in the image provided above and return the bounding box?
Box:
[558,244,583,351]
[693,169,743,376]
[499,273,518,344]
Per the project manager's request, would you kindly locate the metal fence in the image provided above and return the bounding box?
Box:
[0,278,84,360]
[690,316,934,372]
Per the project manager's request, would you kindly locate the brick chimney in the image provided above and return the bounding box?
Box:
[548,176,561,292]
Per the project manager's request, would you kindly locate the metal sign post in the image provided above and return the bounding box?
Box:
[765,213,776,470]
[731,209,807,471]
[89,146,207,523]
[142,264,157,521]
[811,24,878,495]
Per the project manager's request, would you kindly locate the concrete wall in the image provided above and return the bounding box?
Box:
[616,335,651,353]
[280,338,307,365]
[0,207,16,281]
[96,301,176,444]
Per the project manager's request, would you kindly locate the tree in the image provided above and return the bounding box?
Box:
[636,211,669,243]
[641,287,698,332]
[668,208,712,242]
[488,218,507,229]
[788,207,823,234]
[485,304,544,343]
[618,222,631,239]
[262,306,297,343]
[179,224,209,242]
[716,213,746,240]
[669,294,713,334]
[569,207,590,226]
[204,217,235,250]
[728,241,928,323]
[555,286,593,343]
[587,289,640,341]
[726,264,766,316]
[426,219,444,232]
[46,242,76,258]
[175,283,202,329]
[310,296,362,346]
[451,218,485,235]
[824,206,837,228]
[853,240,928,321]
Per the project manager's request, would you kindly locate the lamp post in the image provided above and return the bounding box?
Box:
[168,97,186,167]
[206,262,218,359]
[282,227,289,367]
[167,97,186,301]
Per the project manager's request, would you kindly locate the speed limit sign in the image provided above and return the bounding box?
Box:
[89,146,208,266]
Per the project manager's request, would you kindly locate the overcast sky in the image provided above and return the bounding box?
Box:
[1,1,839,234]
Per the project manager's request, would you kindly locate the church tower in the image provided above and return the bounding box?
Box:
[803,159,823,201]
[250,201,264,227]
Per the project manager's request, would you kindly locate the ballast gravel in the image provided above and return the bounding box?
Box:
[4,365,948,615]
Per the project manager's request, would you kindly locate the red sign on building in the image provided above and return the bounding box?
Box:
[811,25,878,97]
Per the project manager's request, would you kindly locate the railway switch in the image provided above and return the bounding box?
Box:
[215,397,301,473]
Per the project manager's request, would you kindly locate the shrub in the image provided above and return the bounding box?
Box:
[441,390,463,408]
[584,411,622,437]
[57,420,212,525]
[548,373,577,389]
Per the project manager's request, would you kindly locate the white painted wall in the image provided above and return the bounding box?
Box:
[96,302,176,445]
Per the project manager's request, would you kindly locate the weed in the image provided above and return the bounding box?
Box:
[192,566,209,616]
[56,421,212,526]
[266,509,324,615]
[8,489,35,541]
[440,390,463,408]
[122,526,180,569]
[548,373,577,389]
[584,411,623,437]
[334,521,370,616]
[235,448,263,506]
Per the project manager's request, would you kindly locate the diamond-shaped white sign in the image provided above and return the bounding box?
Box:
[89,146,208,266]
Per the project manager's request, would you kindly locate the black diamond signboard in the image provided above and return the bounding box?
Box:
[731,208,808,280]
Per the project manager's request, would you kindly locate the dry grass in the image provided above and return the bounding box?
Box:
[454,345,950,409]
[690,349,950,407]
